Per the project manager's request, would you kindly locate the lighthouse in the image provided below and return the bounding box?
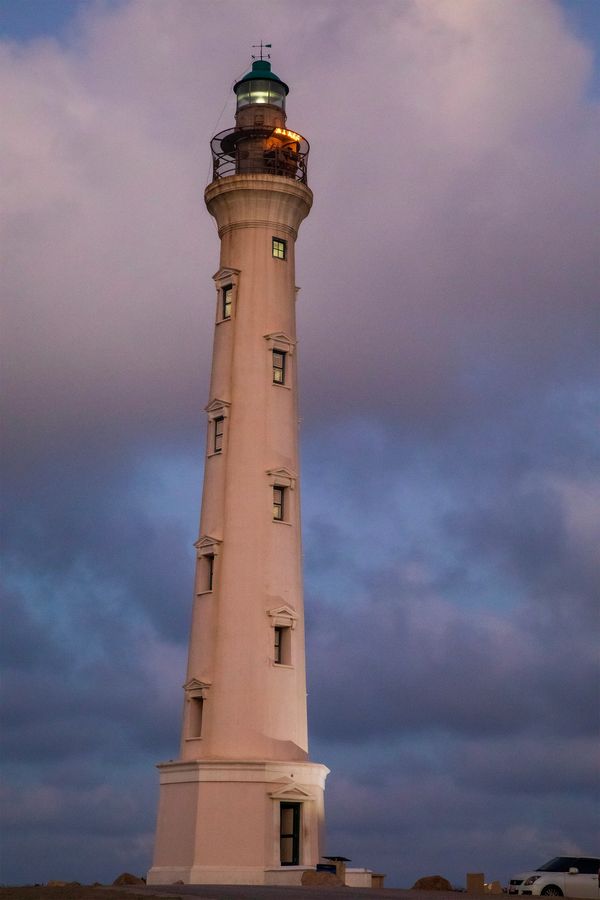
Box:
[147,55,329,886]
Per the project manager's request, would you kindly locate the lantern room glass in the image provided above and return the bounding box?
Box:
[236,79,286,110]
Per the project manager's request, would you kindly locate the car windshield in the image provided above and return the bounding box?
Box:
[537,858,584,873]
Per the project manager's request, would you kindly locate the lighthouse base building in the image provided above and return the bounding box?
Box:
[149,760,328,885]
[147,58,329,886]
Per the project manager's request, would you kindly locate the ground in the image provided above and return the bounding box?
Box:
[0,886,492,900]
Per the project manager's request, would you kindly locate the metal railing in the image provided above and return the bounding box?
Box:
[210,127,309,184]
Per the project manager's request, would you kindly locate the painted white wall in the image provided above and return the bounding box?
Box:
[148,172,329,885]
[183,173,312,762]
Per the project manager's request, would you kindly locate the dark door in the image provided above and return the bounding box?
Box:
[280,802,300,866]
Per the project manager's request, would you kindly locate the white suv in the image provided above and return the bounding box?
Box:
[509,857,599,898]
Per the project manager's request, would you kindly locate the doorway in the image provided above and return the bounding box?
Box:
[280,802,300,865]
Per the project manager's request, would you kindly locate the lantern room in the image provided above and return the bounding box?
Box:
[234,59,289,115]
[209,58,309,183]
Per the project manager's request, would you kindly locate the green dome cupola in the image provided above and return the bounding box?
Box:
[234,60,289,111]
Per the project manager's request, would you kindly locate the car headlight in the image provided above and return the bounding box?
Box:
[524,877,541,885]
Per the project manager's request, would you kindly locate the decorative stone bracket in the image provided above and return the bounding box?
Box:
[194,535,222,558]
[264,331,296,355]
[212,266,240,290]
[269,780,315,802]
[183,678,211,700]
[266,467,297,490]
[267,605,299,630]
[205,398,231,421]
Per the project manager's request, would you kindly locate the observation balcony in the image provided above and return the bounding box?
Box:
[210,126,309,184]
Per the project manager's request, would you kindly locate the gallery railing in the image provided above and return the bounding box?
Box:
[210,127,309,184]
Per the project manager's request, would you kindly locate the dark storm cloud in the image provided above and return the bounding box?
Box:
[307,581,598,742]
[452,739,599,797]
[1,645,182,765]
[0,775,156,886]
[321,767,597,886]
[1,589,66,672]
[304,393,599,744]
[1,0,599,888]
[1,450,191,770]
[300,379,599,881]
[2,448,197,639]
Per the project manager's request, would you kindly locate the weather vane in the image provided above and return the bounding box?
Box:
[251,41,271,61]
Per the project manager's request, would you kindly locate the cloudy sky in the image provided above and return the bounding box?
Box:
[1,0,599,888]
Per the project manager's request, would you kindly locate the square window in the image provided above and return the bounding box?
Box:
[273,486,285,521]
[213,416,224,453]
[273,350,286,384]
[272,237,287,260]
[222,285,232,319]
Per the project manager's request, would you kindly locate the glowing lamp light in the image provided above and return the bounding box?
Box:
[274,127,303,143]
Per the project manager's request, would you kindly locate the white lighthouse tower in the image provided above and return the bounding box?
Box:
[147,55,329,886]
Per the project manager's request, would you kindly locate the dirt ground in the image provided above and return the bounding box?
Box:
[0,887,483,900]
[0,889,170,900]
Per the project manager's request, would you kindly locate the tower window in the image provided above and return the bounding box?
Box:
[274,626,282,663]
[280,802,300,866]
[222,285,232,319]
[273,350,286,384]
[272,237,287,260]
[273,486,285,521]
[274,626,291,665]
[189,697,204,738]
[199,553,215,593]
[213,416,224,453]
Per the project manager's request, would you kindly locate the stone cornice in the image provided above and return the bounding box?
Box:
[204,398,231,417]
[266,467,297,490]
[212,266,240,284]
[183,678,211,696]
[267,605,299,629]
[194,535,222,556]
[269,781,315,802]
[264,332,296,354]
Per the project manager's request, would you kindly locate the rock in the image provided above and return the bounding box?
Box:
[46,881,81,888]
[301,869,344,886]
[112,872,146,885]
[413,875,453,891]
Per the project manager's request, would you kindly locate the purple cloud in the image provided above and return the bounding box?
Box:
[1,0,598,888]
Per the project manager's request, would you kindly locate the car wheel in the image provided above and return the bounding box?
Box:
[540,887,563,896]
